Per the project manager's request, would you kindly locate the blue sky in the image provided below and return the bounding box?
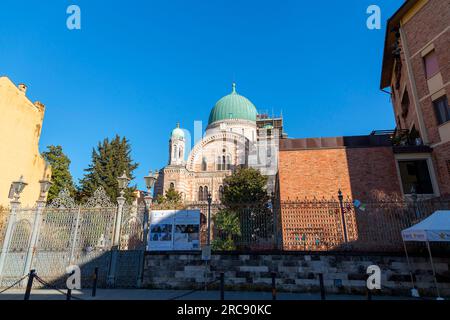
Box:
[0,0,404,189]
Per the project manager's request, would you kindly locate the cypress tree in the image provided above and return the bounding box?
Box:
[79,135,139,203]
[42,145,77,203]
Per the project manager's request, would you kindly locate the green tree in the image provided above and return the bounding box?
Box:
[78,135,138,203]
[154,186,183,209]
[222,167,269,208]
[42,145,77,203]
[164,186,182,203]
[155,194,166,205]
[212,209,241,251]
[220,168,273,249]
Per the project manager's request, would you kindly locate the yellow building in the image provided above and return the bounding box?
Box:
[0,76,51,207]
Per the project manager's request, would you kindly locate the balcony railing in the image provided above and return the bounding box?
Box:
[391,128,421,146]
[371,128,431,153]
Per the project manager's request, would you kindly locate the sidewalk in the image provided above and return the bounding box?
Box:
[0,289,417,300]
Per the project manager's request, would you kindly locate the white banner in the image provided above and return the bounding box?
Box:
[147,210,201,251]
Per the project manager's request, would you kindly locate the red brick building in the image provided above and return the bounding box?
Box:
[276,0,450,250]
[278,136,404,201]
[380,0,450,197]
[279,0,449,203]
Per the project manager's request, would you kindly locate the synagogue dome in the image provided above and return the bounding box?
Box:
[208,83,257,125]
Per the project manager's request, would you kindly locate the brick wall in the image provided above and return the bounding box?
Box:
[402,0,450,145]
[143,252,450,297]
[279,148,351,199]
[433,141,450,196]
[388,0,450,196]
[278,147,401,201]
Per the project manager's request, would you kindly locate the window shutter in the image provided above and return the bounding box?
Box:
[424,51,439,79]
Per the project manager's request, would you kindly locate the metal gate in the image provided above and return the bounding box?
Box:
[0,188,147,289]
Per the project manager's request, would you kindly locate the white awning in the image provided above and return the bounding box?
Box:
[402,211,450,242]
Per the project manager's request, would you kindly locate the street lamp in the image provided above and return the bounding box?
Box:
[117,171,130,198]
[337,189,348,244]
[10,176,28,201]
[38,179,52,202]
[144,170,157,195]
[1,176,27,283]
[207,192,212,246]
[113,172,130,252]
[410,185,420,218]
[143,170,158,252]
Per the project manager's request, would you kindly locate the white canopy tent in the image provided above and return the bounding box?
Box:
[401,211,450,300]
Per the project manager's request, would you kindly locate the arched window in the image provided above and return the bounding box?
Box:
[170,183,175,189]
[222,156,226,170]
[216,154,232,171]
[204,186,209,201]
[217,156,221,171]
[198,186,203,201]
[173,145,178,160]
[179,147,182,159]
[202,157,207,171]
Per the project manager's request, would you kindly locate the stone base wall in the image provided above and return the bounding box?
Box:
[143,252,450,297]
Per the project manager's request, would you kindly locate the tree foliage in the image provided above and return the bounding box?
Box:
[154,186,183,209]
[78,135,138,203]
[222,167,269,208]
[42,145,77,203]
[164,186,182,203]
[212,209,241,251]
[216,167,273,250]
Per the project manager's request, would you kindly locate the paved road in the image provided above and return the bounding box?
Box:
[0,288,420,300]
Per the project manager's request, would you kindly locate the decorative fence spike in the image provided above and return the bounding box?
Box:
[85,187,114,208]
[47,189,76,209]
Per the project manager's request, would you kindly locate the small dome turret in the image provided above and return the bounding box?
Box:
[171,122,185,140]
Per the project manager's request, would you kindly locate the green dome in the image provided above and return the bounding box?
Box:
[208,83,257,125]
[171,123,185,139]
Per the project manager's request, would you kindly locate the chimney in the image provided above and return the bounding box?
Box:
[18,83,27,94]
[34,101,45,111]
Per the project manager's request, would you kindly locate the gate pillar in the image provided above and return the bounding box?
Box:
[107,195,125,287]
[21,200,45,285]
[0,200,20,282]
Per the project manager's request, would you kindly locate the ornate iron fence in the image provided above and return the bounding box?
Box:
[0,208,35,286]
[2,187,449,289]
[280,195,450,252]
[184,201,223,247]
[231,204,276,250]
[0,187,148,288]
[120,204,146,250]
[187,201,278,251]
[0,207,8,246]
[280,198,349,251]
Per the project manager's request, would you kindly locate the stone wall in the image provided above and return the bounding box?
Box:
[0,250,144,289]
[143,252,450,297]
